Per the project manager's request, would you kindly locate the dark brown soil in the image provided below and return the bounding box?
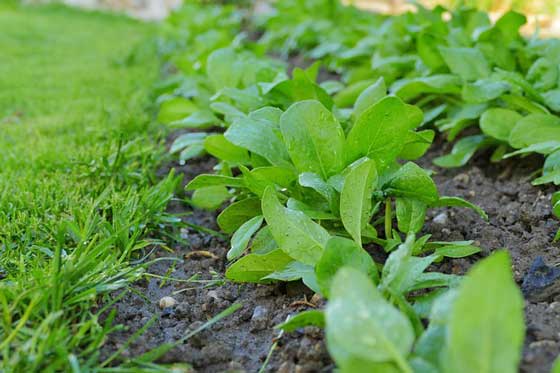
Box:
[100,131,560,372]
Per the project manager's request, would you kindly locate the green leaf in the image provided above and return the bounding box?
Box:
[186,174,245,190]
[170,132,208,154]
[191,186,230,211]
[432,196,488,220]
[381,234,439,295]
[262,187,329,265]
[384,162,438,204]
[316,236,378,298]
[225,249,293,282]
[434,244,480,258]
[346,96,423,170]
[227,216,264,261]
[158,97,198,123]
[445,251,525,373]
[225,117,291,167]
[206,48,242,90]
[353,77,386,118]
[276,310,325,332]
[299,172,339,213]
[533,150,560,185]
[217,197,261,234]
[392,75,461,101]
[280,100,345,178]
[264,261,320,292]
[462,79,510,104]
[172,110,218,129]
[439,47,490,81]
[398,130,435,161]
[204,134,250,165]
[480,108,522,142]
[333,79,377,108]
[433,135,488,168]
[509,114,560,149]
[340,158,377,246]
[396,198,427,234]
[326,267,414,371]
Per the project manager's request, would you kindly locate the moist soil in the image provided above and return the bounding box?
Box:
[100,130,560,372]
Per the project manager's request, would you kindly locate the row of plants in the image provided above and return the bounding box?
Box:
[154,1,553,371]
[255,0,560,237]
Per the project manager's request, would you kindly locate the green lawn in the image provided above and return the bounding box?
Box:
[0,4,176,371]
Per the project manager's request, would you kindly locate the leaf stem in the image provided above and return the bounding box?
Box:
[385,197,392,240]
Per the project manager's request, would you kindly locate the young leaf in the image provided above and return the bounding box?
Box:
[316,236,378,298]
[399,130,435,161]
[186,174,245,190]
[433,135,488,168]
[225,117,291,167]
[276,310,325,332]
[480,108,522,142]
[445,251,525,373]
[227,216,264,261]
[225,249,293,283]
[326,267,414,371]
[264,261,320,292]
[217,197,261,234]
[203,134,250,165]
[262,187,329,265]
[191,186,230,211]
[396,198,427,234]
[346,96,423,171]
[170,132,208,154]
[206,48,242,90]
[353,77,386,118]
[340,158,377,245]
[439,47,490,81]
[384,162,438,204]
[280,100,345,178]
[432,196,488,220]
[509,114,560,149]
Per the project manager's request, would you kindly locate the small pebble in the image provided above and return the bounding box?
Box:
[433,212,449,225]
[159,296,177,309]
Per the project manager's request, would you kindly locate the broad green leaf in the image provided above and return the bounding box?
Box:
[172,110,218,129]
[433,135,488,168]
[262,187,329,265]
[462,79,509,104]
[509,114,560,149]
[399,130,435,161]
[353,77,386,118]
[225,249,293,282]
[384,162,438,204]
[445,251,525,373]
[396,198,427,234]
[203,134,250,165]
[287,198,336,220]
[170,132,208,154]
[250,226,277,254]
[432,196,488,220]
[264,261,320,292]
[280,100,345,178]
[533,150,560,185]
[439,47,490,81]
[206,48,242,90]
[333,79,377,108]
[340,158,377,245]
[326,268,414,370]
[276,310,325,332]
[217,197,261,234]
[480,108,522,142]
[392,75,461,101]
[225,117,291,167]
[179,143,205,162]
[417,31,445,70]
[158,97,198,123]
[227,216,264,261]
[299,172,339,213]
[346,96,423,170]
[316,236,378,298]
[191,186,230,211]
[186,174,245,190]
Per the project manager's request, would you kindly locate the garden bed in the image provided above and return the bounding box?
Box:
[101,133,560,373]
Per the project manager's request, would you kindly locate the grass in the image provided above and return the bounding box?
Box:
[0,4,179,371]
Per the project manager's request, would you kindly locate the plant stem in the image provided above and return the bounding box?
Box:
[385,197,392,240]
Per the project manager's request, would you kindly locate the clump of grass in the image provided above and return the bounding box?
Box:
[0,4,180,370]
